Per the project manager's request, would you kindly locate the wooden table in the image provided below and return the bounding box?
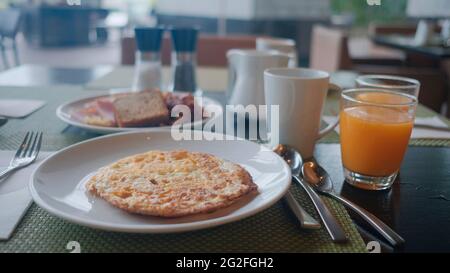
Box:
[373,35,450,59]
[1,65,450,252]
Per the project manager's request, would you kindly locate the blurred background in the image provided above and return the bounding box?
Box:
[1,0,450,116]
[0,0,416,67]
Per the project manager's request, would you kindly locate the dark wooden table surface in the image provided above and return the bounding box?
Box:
[1,65,450,252]
[373,34,450,59]
[315,144,450,253]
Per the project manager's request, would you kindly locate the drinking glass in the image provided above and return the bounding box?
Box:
[340,88,417,190]
[356,74,420,98]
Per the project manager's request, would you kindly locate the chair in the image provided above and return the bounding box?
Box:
[121,34,259,67]
[309,25,358,89]
[310,25,447,113]
[311,25,406,69]
[310,25,352,72]
[0,8,22,69]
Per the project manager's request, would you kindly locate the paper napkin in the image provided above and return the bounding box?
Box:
[0,152,50,240]
[0,99,46,118]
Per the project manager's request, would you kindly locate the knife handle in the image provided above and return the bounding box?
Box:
[293,175,348,243]
[283,189,321,229]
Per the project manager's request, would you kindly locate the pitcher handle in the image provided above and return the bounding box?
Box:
[227,59,237,101]
[317,83,341,140]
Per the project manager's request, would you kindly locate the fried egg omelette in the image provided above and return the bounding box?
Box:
[86,150,257,217]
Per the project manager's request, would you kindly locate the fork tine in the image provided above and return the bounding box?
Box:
[20,132,34,158]
[31,132,43,159]
[14,132,30,159]
[28,132,39,157]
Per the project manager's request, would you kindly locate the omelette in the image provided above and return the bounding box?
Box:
[86,150,257,217]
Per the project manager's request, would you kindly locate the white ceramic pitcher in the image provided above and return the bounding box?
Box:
[227,49,290,107]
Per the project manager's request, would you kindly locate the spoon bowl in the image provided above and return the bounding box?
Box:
[273,144,302,176]
[302,161,334,193]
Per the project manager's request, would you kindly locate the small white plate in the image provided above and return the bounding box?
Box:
[56,92,223,134]
[30,130,291,233]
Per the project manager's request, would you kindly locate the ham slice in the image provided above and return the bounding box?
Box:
[96,98,117,125]
[71,98,116,127]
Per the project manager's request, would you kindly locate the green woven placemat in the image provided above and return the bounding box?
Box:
[0,86,448,253]
[3,187,364,253]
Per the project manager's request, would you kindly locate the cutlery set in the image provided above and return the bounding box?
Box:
[274,144,405,247]
[275,144,347,242]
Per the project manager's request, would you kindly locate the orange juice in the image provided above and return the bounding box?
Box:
[356,92,412,105]
[340,105,413,177]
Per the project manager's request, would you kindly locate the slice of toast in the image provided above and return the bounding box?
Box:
[113,91,169,127]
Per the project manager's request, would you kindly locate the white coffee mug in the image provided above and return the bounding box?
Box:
[264,68,340,159]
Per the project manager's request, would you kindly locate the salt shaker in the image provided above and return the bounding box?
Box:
[170,27,199,93]
[132,27,164,91]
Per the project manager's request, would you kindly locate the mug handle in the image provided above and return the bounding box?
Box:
[317,83,341,140]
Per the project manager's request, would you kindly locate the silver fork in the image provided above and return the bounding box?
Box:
[0,132,43,180]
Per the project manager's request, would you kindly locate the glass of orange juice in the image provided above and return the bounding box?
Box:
[356,75,420,98]
[340,88,417,190]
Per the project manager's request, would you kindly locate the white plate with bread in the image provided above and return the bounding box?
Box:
[56,90,223,134]
[30,129,291,233]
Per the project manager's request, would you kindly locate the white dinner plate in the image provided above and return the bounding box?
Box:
[30,130,291,233]
[56,92,223,134]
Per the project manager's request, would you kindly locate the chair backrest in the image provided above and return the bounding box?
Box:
[309,25,352,72]
[121,34,258,67]
[0,8,22,38]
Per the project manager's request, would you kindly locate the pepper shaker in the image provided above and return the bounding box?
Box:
[170,27,199,93]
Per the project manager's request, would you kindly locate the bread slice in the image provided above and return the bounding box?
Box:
[113,91,169,127]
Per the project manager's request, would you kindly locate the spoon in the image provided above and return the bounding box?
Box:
[274,144,348,243]
[302,161,405,247]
